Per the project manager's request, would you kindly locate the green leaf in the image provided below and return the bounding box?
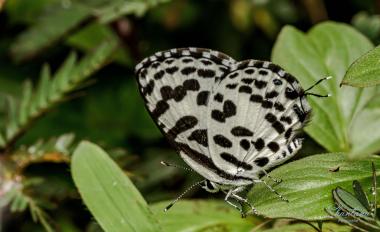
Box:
[72,141,161,232]
[272,21,378,157]
[342,45,380,87]
[257,222,350,232]
[10,3,91,62]
[353,180,371,211]
[333,187,371,218]
[96,0,170,24]
[248,153,380,220]
[151,200,257,232]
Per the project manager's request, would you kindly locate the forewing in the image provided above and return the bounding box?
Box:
[135,48,235,181]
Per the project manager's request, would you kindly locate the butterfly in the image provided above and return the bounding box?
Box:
[135,47,329,216]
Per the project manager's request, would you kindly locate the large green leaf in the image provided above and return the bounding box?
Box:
[342,45,380,87]
[272,22,379,158]
[248,153,380,220]
[72,141,161,232]
[151,200,258,232]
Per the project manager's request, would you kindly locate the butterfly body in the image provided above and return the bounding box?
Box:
[135,47,312,214]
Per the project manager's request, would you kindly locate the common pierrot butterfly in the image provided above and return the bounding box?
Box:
[135,47,329,216]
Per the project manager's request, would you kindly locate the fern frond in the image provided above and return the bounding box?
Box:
[1,41,117,152]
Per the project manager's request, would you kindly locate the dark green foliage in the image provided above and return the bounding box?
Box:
[1,1,380,232]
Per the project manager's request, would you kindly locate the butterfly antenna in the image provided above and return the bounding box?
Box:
[160,161,195,173]
[164,180,205,212]
[304,76,332,98]
[371,162,377,219]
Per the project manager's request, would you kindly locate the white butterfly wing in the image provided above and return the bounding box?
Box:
[207,60,311,180]
[135,48,238,183]
[136,48,311,186]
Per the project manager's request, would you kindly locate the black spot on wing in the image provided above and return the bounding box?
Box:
[238,61,249,69]
[268,63,281,74]
[181,67,197,75]
[160,86,173,100]
[172,86,186,101]
[240,139,250,150]
[200,59,212,65]
[262,100,273,108]
[267,142,280,152]
[255,80,267,89]
[244,68,255,74]
[214,93,224,102]
[213,134,232,148]
[274,102,285,111]
[188,129,208,147]
[226,83,238,89]
[265,113,276,123]
[254,157,269,167]
[229,72,239,79]
[139,68,147,78]
[197,91,209,106]
[164,59,175,64]
[253,61,264,68]
[280,116,292,125]
[223,100,236,117]
[160,79,199,102]
[211,100,236,122]
[197,69,215,78]
[239,86,252,94]
[182,58,193,63]
[154,70,165,80]
[152,100,169,119]
[242,78,254,84]
[250,94,263,103]
[151,62,160,68]
[285,128,292,140]
[168,116,198,138]
[285,87,299,100]
[142,80,154,96]
[259,70,269,75]
[183,79,200,91]
[231,126,253,137]
[211,110,225,122]
[253,138,265,151]
[272,121,285,134]
[283,73,296,84]
[220,152,252,170]
[265,91,279,99]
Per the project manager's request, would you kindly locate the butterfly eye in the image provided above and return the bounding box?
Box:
[273,79,282,85]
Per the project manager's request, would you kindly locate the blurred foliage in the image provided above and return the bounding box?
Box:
[1,0,380,231]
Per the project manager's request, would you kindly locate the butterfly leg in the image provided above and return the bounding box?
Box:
[231,193,258,215]
[253,179,288,202]
[261,169,282,183]
[224,186,258,217]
